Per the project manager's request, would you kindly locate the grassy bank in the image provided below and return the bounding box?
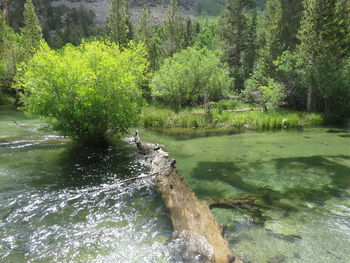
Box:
[140,105,323,130]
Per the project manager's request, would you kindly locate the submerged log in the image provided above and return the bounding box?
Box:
[207,195,268,213]
[133,131,242,263]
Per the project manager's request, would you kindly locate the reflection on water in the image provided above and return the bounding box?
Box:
[142,126,350,263]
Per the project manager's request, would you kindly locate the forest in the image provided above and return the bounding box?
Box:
[1,0,349,145]
[0,1,350,263]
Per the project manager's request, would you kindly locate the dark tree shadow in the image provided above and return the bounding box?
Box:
[189,155,350,216]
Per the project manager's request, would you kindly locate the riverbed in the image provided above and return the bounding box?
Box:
[1,107,349,262]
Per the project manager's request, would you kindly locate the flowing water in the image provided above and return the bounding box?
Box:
[0,108,173,263]
[142,126,350,263]
[1,107,349,263]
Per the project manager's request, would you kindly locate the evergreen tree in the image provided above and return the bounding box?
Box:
[106,0,130,47]
[137,3,153,44]
[242,7,257,80]
[184,18,195,47]
[297,0,346,111]
[335,0,350,56]
[219,0,253,91]
[0,11,6,54]
[20,0,43,55]
[245,0,303,106]
[162,0,187,57]
[254,0,302,80]
[136,3,158,70]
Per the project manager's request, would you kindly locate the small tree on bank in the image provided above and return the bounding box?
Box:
[15,41,148,146]
[151,47,232,115]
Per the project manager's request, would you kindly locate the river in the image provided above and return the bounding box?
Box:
[1,107,349,263]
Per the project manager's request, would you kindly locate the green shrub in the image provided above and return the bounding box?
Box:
[151,47,232,110]
[0,91,16,105]
[15,40,148,146]
[259,78,286,110]
[244,77,286,111]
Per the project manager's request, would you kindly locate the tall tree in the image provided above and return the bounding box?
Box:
[20,0,43,55]
[106,0,130,47]
[245,0,303,107]
[0,11,6,53]
[254,0,303,80]
[219,0,253,91]
[242,7,257,80]
[136,3,158,70]
[184,18,195,47]
[296,0,346,111]
[162,0,187,57]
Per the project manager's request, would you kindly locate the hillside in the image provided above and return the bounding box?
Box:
[50,0,198,25]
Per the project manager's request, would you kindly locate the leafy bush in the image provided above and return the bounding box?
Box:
[259,78,286,110]
[150,47,232,109]
[15,41,148,146]
[244,77,285,110]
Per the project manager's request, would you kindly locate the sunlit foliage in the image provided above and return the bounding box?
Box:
[15,41,148,145]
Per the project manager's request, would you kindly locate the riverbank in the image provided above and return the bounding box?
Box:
[140,105,324,130]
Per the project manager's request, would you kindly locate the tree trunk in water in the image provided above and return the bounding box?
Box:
[133,132,242,263]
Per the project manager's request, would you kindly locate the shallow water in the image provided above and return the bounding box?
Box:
[142,126,350,263]
[0,108,173,263]
[1,107,349,263]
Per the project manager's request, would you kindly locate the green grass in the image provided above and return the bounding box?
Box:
[140,105,324,130]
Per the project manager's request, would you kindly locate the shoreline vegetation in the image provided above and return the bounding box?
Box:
[141,105,324,130]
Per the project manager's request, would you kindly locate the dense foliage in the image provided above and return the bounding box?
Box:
[15,41,148,145]
[151,47,232,109]
[1,0,350,144]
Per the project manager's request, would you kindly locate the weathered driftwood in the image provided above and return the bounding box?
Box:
[133,131,242,263]
[226,108,258,113]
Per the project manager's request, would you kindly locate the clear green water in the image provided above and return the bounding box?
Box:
[142,126,350,263]
[0,108,173,263]
[1,108,350,263]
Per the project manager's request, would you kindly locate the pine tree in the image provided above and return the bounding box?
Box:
[242,7,257,80]
[250,0,284,86]
[162,0,186,57]
[106,0,130,47]
[245,0,303,102]
[335,0,350,56]
[137,3,153,44]
[0,11,6,53]
[184,18,194,47]
[219,0,253,91]
[297,0,345,111]
[136,3,158,70]
[20,0,43,55]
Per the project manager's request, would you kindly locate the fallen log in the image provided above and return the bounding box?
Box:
[226,108,259,113]
[133,131,242,263]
